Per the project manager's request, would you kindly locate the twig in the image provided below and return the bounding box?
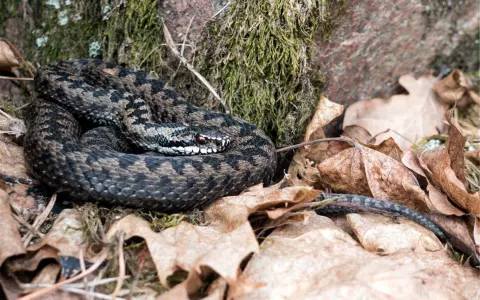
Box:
[167,15,195,85]
[12,214,44,239]
[110,233,126,300]
[78,248,90,299]
[22,194,57,247]
[0,109,14,120]
[161,21,230,113]
[21,277,129,289]
[276,137,356,152]
[0,38,35,79]
[128,245,147,300]
[0,76,34,81]
[18,252,109,300]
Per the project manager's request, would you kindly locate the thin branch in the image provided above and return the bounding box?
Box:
[18,252,109,300]
[110,233,126,300]
[128,245,147,300]
[12,214,44,239]
[162,21,230,113]
[0,76,34,81]
[22,194,57,247]
[0,109,14,120]
[21,277,129,290]
[276,137,356,152]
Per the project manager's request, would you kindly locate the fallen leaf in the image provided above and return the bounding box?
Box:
[433,69,480,105]
[318,145,431,211]
[0,188,25,266]
[231,212,479,299]
[205,182,318,231]
[474,217,480,252]
[317,147,371,196]
[402,149,464,215]
[0,40,19,73]
[419,109,480,216]
[362,138,403,162]
[465,148,479,164]
[343,74,448,151]
[106,214,258,294]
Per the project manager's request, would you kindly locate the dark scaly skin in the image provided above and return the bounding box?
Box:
[315,193,446,241]
[24,59,277,212]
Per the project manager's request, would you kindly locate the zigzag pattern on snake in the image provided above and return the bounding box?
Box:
[24,59,277,212]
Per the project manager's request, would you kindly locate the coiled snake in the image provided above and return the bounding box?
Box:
[24,59,277,212]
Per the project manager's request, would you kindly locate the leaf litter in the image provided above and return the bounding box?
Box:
[0,51,479,300]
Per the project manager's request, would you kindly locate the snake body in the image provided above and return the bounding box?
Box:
[24,59,277,212]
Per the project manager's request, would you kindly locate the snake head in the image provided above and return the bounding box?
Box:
[167,125,231,155]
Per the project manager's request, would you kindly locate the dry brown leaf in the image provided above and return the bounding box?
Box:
[0,40,19,73]
[343,74,448,151]
[402,150,464,215]
[0,189,25,266]
[318,145,431,211]
[362,138,403,161]
[231,212,479,299]
[419,109,480,216]
[287,96,344,187]
[0,137,28,179]
[346,213,442,254]
[474,217,480,252]
[106,214,258,293]
[433,69,480,105]
[205,182,318,231]
[317,147,371,196]
[360,145,430,211]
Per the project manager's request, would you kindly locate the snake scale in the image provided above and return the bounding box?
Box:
[24,59,277,212]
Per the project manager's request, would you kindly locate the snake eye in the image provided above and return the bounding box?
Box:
[196,135,208,144]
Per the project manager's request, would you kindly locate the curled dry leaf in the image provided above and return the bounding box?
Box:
[0,40,19,73]
[231,212,479,300]
[106,214,258,294]
[402,150,464,215]
[205,182,319,231]
[287,96,344,187]
[343,74,448,151]
[433,69,480,105]
[318,144,431,212]
[419,109,480,216]
[0,189,25,266]
[465,148,479,164]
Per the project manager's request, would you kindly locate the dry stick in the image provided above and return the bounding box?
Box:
[276,137,356,153]
[78,248,90,300]
[0,38,35,80]
[22,194,57,247]
[161,21,230,113]
[110,233,126,300]
[128,245,147,300]
[0,109,14,120]
[166,15,195,86]
[12,214,45,239]
[18,252,109,300]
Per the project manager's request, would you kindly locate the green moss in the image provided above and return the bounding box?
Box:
[190,0,345,146]
[103,0,165,71]
[33,0,102,63]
